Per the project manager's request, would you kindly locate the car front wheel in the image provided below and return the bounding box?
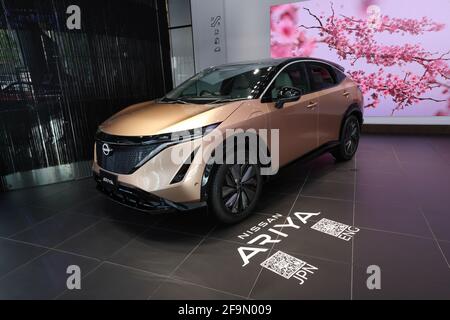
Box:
[208,163,263,224]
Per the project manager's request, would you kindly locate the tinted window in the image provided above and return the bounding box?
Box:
[165,64,274,104]
[334,68,347,83]
[269,62,310,99]
[308,63,337,91]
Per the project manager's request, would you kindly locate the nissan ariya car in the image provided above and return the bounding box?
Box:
[93,58,363,223]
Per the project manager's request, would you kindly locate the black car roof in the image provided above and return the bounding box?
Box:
[217,57,345,72]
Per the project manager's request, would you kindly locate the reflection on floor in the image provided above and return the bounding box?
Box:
[1,134,450,300]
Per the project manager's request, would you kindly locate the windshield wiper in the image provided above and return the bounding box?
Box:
[161,97,190,105]
[209,97,249,105]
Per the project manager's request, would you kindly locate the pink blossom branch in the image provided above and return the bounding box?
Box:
[297,4,450,114]
[303,8,324,28]
[414,97,446,103]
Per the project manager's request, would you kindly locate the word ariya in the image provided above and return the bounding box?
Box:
[237,212,321,267]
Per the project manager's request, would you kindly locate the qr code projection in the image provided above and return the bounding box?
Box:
[311,218,349,237]
[261,251,306,279]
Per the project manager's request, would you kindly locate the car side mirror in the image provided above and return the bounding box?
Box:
[275,86,302,109]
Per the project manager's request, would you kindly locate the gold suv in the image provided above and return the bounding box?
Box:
[93,58,363,223]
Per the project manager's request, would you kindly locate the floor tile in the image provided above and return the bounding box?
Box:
[356,149,397,163]
[0,204,59,237]
[308,153,355,171]
[274,162,310,181]
[264,177,303,194]
[355,202,432,238]
[355,170,405,188]
[0,250,99,300]
[154,208,216,236]
[394,146,447,165]
[308,167,356,184]
[250,252,351,300]
[357,138,393,153]
[353,229,450,299]
[151,279,242,300]
[355,183,417,208]
[109,227,203,276]
[56,220,147,260]
[422,208,450,242]
[255,191,297,215]
[292,196,354,225]
[301,180,354,202]
[26,179,98,212]
[0,238,46,278]
[355,158,402,175]
[438,241,450,268]
[11,213,100,247]
[0,181,73,208]
[59,262,164,300]
[172,238,266,297]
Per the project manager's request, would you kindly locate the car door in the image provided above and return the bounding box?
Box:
[307,62,350,146]
[263,62,319,167]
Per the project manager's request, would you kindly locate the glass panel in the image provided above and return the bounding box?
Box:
[309,63,336,90]
[169,27,195,87]
[271,63,310,99]
[168,0,192,27]
[0,0,171,191]
[167,64,273,102]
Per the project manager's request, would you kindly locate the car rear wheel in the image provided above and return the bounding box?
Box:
[208,162,263,224]
[332,115,360,162]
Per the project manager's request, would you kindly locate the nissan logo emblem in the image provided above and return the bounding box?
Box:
[102,143,113,156]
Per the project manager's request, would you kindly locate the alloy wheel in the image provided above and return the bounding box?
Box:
[344,118,360,156]
[221,164,258,214]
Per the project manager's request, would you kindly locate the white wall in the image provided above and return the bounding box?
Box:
[223,0,304,63]
[191,0,228,72]
[191,0,299,69]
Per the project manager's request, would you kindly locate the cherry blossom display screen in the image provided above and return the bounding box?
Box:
[270,0,450,117]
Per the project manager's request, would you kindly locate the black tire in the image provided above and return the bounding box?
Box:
[332,115,360,162]
[208,162,263,224]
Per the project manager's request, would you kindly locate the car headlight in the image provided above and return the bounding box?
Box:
[149,122,220,144]
[133,123,221,167]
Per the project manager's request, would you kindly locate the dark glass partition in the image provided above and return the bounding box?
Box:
[0,0,172,191]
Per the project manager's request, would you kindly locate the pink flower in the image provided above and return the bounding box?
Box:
[271,43,294,58]
[435,110,449,116]
[292,32,316,57]
[360,0,379,15]
[271,17,298,45]
[270,3,300,27]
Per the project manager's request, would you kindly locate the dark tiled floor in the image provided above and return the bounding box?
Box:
[0,134,449,300]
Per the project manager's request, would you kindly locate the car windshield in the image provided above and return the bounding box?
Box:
[163,64,274,104]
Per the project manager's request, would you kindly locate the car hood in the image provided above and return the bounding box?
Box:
[99,100,243,136]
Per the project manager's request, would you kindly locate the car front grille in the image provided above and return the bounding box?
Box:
[94,174,173,211]
[96,141,160,175]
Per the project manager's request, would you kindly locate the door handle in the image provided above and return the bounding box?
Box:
[343,91,350,98]
[306,102,318,109]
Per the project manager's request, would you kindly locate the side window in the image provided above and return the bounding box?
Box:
[269,63,310,100]
[308,63,337,91]
[334,68,347,84]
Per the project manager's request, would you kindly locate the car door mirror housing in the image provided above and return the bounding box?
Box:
[275,86,302,109]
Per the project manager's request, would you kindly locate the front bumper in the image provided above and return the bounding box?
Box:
[94,173,172,211]
[92,134,216,207]
[94,173,205,212]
